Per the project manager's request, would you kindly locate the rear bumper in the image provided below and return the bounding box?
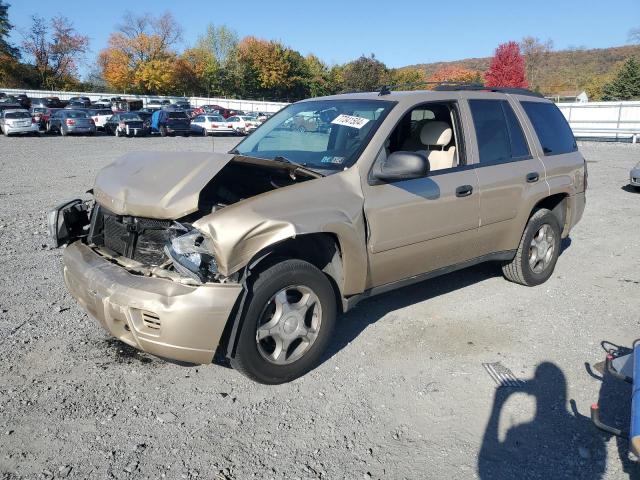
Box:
[63,241,243,364]
[5,124,39,134]
[67,126,96,133]
[566,192,586,235]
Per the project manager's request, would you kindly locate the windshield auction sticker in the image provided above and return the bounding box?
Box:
[331,114,370,129]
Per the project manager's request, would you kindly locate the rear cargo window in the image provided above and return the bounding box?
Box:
[5,112,31,119]
[168,112,188,119]
[469,100,530,164]
[521,101,577,155]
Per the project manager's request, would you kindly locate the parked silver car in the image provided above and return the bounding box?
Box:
[0,109,39,136]
[630,161,640,191]
[48,110,96,136]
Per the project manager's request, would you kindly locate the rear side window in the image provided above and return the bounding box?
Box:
[469,99,530,165]
[521,101,577,155]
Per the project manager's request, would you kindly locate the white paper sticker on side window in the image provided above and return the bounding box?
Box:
[331,114,370,129]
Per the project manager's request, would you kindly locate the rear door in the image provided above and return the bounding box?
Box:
[467,96,548,256]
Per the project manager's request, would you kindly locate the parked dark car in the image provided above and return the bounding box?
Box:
[68,97,91,108]
[150,109,190,136]
[134,109,154,122]
[173,100,191,110]
[104,112,150,137]
[48,109,96,136]
[65,101,88,110]
[31,97,65,109]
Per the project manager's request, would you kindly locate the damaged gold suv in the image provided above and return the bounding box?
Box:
[50,86,586,384]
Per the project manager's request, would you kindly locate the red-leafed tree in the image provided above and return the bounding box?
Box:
[484,41,528,88]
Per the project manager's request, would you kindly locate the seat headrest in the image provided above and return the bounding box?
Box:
[420,121,452,146]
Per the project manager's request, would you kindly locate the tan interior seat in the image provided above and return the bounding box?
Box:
[401,121,457,171]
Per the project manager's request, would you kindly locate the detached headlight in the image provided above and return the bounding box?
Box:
[165,229,218,283]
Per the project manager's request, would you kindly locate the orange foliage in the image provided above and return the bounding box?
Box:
[428,65,481,84]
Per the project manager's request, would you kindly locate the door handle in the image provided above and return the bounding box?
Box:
[526,172,540,183]
[455,185,473,197]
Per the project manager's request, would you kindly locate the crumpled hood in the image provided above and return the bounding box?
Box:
[93,151,234,219]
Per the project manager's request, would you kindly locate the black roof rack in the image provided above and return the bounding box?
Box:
[433,82,544,98]
[373,82,543,98]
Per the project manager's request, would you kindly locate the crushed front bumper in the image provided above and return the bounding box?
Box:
[63,241,243,364]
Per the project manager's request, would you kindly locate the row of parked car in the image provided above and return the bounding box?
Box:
[0,92,272,138]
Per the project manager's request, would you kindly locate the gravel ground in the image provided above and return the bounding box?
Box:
[0,135,639,480]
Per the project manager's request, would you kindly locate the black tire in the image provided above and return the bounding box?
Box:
[160,126,168,137]
[60,126,67,136]
[502,208,562,286]
[231,259,337,384]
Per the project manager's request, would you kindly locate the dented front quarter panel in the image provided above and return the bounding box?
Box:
[194,168,368,296]
[93,151,234,219]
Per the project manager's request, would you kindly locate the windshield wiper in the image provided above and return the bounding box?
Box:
[272,156,324,178]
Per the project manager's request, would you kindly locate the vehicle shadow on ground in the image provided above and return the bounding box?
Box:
[477,362,607,479]
[324,237,573,363]
[621,185,639,194]
[590,342,640,479]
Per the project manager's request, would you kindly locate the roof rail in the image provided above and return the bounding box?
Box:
[433,82,544,98]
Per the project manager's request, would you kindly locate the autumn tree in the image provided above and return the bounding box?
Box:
[236,36,309,100]
[21,15,89,89]
[428,65,481,84]
[601,57,640,100]
[98,12,182,93]
[0,0,24,87]
[305,54,333,97]
[388,67,428,89]
[484,41,528,88]
[341,54,387,92]
[520,36,553,91]
[192,24,240,96]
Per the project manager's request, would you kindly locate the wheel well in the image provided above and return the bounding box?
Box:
[532,193,568,234]
[246,233,345,311]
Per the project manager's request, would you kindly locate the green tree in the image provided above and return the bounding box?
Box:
[341,54,387,92]
[305,54,332,97]
[602,57,640,100]
[194,24,240,96]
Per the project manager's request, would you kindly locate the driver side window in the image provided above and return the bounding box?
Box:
[384,102,464,172]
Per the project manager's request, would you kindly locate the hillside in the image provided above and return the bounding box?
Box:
[403,44,640,96]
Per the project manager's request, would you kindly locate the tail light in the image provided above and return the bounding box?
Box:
[93,117,99,122]
[66,119,75,126]
[211,123,217,128]
[32,117,37,123]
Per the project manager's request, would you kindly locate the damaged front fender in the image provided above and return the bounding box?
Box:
[193,170,368,296]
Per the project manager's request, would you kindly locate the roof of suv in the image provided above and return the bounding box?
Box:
[302,88,551,106]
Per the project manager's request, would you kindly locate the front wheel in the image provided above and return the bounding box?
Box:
[502,208,561,286]
[231,259,337,384]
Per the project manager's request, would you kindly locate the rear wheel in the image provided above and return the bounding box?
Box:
[231,259,337,384]
[502,208,561,286]
[60,126,67,136]
[114,128,120,137]
[160,126,168,137]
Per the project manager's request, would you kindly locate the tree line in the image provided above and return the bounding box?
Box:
[0,2,638,102]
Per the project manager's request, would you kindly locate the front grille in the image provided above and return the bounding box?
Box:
[89,205,173,266]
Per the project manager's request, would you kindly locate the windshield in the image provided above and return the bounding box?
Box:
[233,99,394,172]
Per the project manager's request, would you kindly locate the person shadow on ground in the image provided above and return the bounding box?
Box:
[478,362,606,480]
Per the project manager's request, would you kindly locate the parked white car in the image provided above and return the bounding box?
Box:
[226,115,260,135]
[190,114,235,135]
[87,108,113,130]
[0,109,39,136]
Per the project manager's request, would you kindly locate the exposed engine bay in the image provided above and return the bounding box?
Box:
[77,156,318,285]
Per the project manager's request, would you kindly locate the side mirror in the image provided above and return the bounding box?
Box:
[373,151,430,182]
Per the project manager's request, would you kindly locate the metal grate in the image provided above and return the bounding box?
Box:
[483,362,524,387]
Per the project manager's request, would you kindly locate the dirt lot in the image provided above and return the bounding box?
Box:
[0,135,639,480]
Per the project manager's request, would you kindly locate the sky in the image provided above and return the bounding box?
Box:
[6,0,639,78]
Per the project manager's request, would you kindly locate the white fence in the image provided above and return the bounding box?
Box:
[0,87,289,113]
[557,101,640,143]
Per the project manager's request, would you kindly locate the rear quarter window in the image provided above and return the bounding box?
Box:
[521,101,577,155]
